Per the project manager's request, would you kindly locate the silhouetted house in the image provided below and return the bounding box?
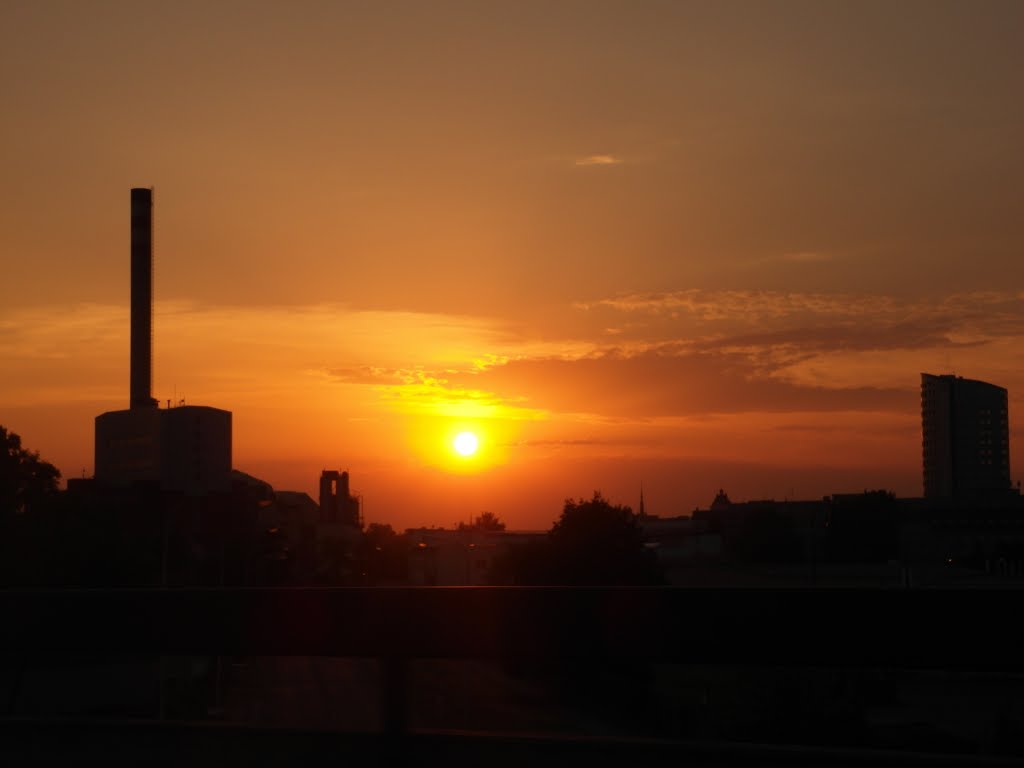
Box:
[690,487,1024,586]
[276,490,319,526]
[406,528,543,586]
[275,491,318,583]
[890,488,1024,582]
[710,488,732,510]
[639,515,722,576]
[921,373,1011,499]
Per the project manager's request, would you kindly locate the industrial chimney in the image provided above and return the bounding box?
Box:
[95,188,232,493]
[130,187,157,408]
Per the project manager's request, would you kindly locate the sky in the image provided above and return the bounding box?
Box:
[3,0,1024,529]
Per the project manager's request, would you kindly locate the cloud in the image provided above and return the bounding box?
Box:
[8,290,1024,437]
[576,289,899,320]
[575,154,621,166]
[317,288,1024,425]
[325,364,548,421]
[503,436,665,448]
[438,348,914,420]
[405,288,1024,422]
[688,321,983,356]
[327,366,437,386]
[575,289,1024,344]
[563,289,1024,408]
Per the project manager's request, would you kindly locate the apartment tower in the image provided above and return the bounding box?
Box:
[921,373,1010,498]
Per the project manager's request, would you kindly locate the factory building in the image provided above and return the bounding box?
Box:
[94,188,232,495]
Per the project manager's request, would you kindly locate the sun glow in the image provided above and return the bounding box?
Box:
[453,431,479,457]
[404,418,513,473]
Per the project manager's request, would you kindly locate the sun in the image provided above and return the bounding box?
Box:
[453,431,479,457]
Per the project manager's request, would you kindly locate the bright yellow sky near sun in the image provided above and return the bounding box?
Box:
[2,1,1024,528]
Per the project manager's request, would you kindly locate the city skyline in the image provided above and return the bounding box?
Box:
[3,2,1024,528]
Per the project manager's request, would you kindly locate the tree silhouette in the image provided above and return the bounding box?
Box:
[0,425,60,516]
[495,492,663,585]
[457,511,506,531]
[549,492,663,585]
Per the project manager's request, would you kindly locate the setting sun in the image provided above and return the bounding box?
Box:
[453,431,479,457]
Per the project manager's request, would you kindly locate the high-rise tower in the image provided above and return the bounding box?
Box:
[921,373,1010,499]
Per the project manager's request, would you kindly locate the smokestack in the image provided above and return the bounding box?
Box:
[130,188,157,408]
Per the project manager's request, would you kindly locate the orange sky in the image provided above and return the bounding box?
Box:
[3,1,1024,529]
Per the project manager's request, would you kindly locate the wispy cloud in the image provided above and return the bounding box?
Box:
[503,436,663,448]
[551,293,1024,404]
[576,289,1024,332]
[455,288,1024,420]
[575,289,899,320]
[436,347,915,421]
[7,290,1024,437]
[575,154,621,166]
[325,365,547,421]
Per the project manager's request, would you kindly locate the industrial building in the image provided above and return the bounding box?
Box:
[921,373,1011,499]
[94,188,232,495]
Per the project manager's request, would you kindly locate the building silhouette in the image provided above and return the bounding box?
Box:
[921,373,1010,499]
[319,470,361,526]
[94,188,232,494]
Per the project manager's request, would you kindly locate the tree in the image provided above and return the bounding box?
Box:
[493,493,664,728]
[549,492,663,585]
[0,425,60,516]
[494,492,664,585]
[457,511,506,532]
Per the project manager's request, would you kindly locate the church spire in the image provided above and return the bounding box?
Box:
[638,482,646,518]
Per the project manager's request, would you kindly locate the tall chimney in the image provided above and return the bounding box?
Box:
[130,188,157,408]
